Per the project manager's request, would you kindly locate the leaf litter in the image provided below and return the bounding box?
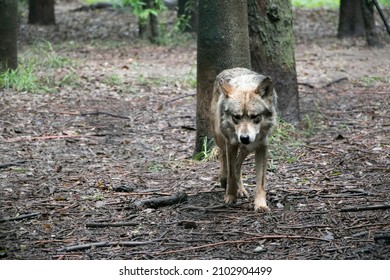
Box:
[0,3,389,259]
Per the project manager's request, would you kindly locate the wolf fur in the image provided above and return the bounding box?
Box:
[211,67,277,211]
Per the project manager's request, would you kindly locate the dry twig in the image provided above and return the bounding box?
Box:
[0,212,41,223]
[340,204,390,212]
[134,192,188,209]
[58,240,161,252]
[154,234,329,256]
[86,222,138,228]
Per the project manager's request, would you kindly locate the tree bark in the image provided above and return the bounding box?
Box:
[178,0,198,32]
[338,0,365,37]
[138,0,159,43]
[338,0,382,47]
[28,0,56,25]
[361,0,383,47]
[248,0,300,123]
[195,0,251,155]
[0,0,18,72]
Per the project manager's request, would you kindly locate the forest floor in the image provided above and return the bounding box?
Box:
[0,2,389,260]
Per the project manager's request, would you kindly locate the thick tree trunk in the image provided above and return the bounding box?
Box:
[28,0,56,25]
[248,0,300,123]
[178,0,198,32]
[0,0,18,72]
[361,0,383,47]
[338,0,365,37]
[139,0,159,43]
[338,0,382,47]
[195,0,251,155]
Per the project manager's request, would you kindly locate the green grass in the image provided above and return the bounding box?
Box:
[194,136,214,161]
[27,40,74,69]
[0,40,77,93]
[268,113,323,164]
[102,73,124,86]
[292,0,340,9]
[268,119,302,163]
[358,76,389,87]
[181,65,197,89]
[0,61,39,92]
[292,0,390,8]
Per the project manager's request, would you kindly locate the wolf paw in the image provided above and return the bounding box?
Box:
[254,205,270,212]
[224,194,237,205]
[254,199,270,212]
[237,187,249,198]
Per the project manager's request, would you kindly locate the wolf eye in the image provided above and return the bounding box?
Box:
[263,110,273,118]
[232,115,242,123]
[250,114,261,124]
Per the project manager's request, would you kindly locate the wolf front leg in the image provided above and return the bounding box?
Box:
[219,144,228,189]
[235,148,250,198]
[254,144,270,211]
[224,143,239,204]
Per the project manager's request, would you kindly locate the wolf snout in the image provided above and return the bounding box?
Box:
[239,135,251,145]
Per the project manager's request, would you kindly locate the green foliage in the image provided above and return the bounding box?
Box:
[292,0,340,9]
[292,0,390,8]
[121,0,166,23]
[358,76,389,87]
[147,161,166,172]
[34,40,73,68]
[0,60,39,92]
[156,15,194,46]
[268,114,322,164]
[0,40,77,93]
[83,0,193,45]
[102,73,124,86]
[268,118,302,162]
[177,0,196,31]
[194,137,214,161]
[181,65,197,89]
[376,0,390,6]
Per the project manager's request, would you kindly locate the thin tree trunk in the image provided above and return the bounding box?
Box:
[139,0,159,43]
[0,0,18,72]
[28,0,56,25]
[195,0,251,155]
[361,0,383,47]
[248,0,300,123]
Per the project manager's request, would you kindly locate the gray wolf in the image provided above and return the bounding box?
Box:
[211,67,277,211]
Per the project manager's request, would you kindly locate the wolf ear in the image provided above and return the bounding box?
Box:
[256,76,274,101]
[219,79,234,97]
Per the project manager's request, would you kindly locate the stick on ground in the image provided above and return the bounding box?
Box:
[340,204,390,212]
[0,212,41,223]
[134,192,188,209]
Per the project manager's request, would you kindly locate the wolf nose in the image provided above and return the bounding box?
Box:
[240,135,251,145]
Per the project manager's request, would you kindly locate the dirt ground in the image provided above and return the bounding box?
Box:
[0,2,389,260]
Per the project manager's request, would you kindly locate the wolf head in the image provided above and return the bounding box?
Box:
[218,73,277,146]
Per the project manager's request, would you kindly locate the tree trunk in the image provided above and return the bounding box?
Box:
[338,0,382,46]
[0,0,18,72]
[248,0,300,123]
[178,0,198,32]
[361,0,383,47]
[28,0,56,25]
[338,0,365,37]
[138,0,159,43]
[195,0,251,155]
